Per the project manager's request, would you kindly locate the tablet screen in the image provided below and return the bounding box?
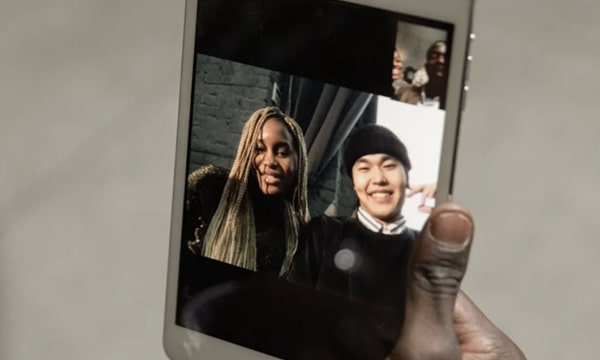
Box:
[175,0,457,358]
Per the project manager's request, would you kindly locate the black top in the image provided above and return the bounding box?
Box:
[181,164,287,276]
[248,174,287,275]
[289,215,418,310]
[287,215,419,356]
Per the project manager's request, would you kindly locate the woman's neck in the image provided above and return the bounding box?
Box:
[249,178,286,228]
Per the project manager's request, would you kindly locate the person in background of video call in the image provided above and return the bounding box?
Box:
[392,48,410,94]
[396,40,448,109]
[182,106,309,277]
[287,125,526,359]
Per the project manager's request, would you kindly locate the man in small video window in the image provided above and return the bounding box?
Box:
[396,40,448,109]
[288,124,418,357]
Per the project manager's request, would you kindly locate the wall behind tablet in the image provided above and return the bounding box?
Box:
[1,1,599,360]
[0,1,185,359]
[457,1,600,359]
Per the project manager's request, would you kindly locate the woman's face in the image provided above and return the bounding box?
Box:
[392,50,404,80]
[253,117,298,196]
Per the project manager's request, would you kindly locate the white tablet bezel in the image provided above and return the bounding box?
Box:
[164,0,475,358]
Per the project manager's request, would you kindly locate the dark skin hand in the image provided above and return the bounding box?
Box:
[388,203,526,360]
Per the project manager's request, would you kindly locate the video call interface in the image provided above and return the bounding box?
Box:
[176,0,454,358]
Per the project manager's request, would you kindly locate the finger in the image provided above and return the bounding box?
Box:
[417,205,432,214]
[424,187,436,199]
[419,194,427,206]
[407,184,425,197]
[389,203,474,360]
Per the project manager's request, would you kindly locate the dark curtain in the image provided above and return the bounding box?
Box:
[281,76,377,217]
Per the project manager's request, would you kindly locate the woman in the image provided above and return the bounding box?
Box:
[184,106,309,277]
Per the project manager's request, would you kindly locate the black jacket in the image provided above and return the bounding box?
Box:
[287,215,419,358]
[289,215,418,307]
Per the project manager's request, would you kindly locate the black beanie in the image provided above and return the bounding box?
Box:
[343,124,411,176]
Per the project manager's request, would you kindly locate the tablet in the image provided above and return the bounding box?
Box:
[164,0,474,358]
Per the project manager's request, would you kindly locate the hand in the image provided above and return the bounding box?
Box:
[453,291,526,360]
[388,203,526,360]
[407,183,437,214]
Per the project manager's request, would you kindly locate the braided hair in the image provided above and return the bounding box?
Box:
[201,107,309,275]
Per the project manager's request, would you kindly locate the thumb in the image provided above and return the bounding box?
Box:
[389,203,474,360]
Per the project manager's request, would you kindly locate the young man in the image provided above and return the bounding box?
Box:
[286,124,418,357]
[288,124,526,359]
[289,124,416,304]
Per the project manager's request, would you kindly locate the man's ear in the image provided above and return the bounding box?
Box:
[401,165,409,188]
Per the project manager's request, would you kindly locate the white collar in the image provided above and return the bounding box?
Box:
[357,207,407,235]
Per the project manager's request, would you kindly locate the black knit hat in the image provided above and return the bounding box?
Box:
[343,124,411,176]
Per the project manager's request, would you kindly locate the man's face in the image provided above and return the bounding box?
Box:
[352,153,407,224]
[425,42,447,78]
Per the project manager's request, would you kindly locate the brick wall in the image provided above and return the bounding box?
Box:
[188,54,276,172]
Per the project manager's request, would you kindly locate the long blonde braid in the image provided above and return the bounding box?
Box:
[201,107,309,275]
